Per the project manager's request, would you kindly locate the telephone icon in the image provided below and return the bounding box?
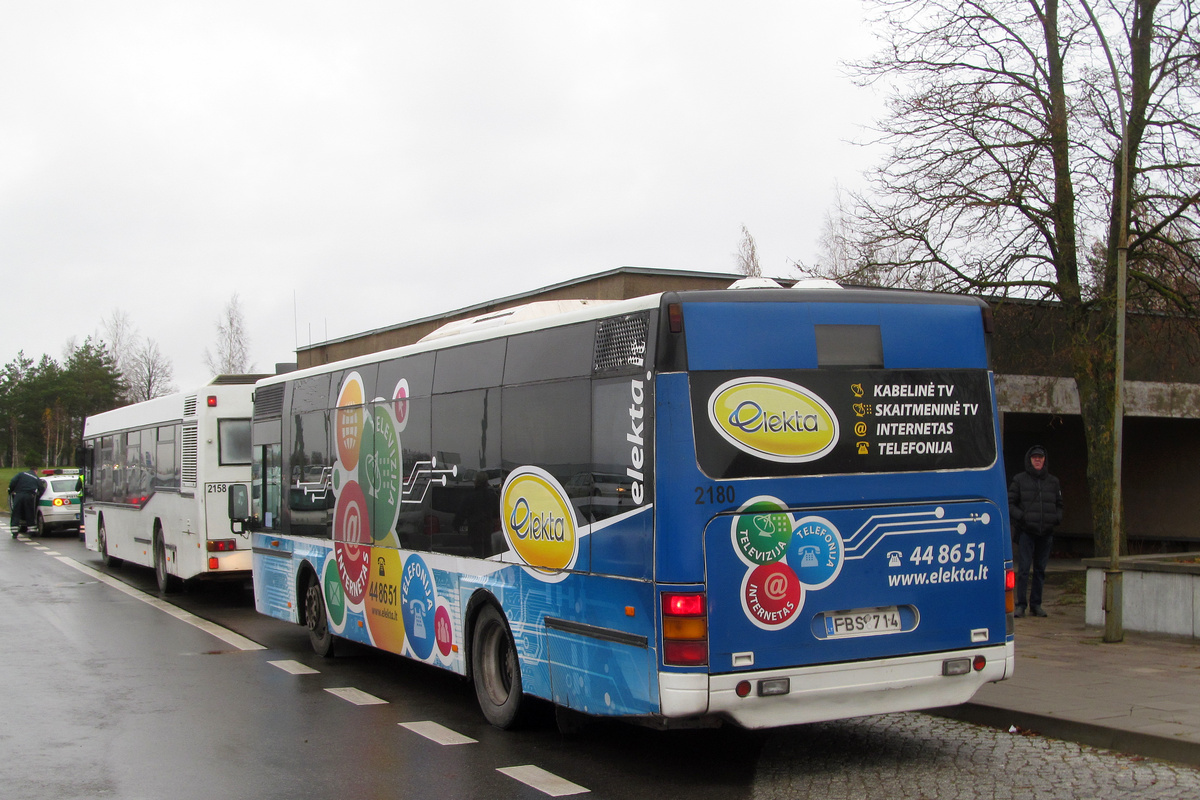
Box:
[887,551,902,568]
[409,600,427,638]
[857,441,870,455]
[798,546,820,568]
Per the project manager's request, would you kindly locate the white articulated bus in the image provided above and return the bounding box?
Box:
[82,377,262,592]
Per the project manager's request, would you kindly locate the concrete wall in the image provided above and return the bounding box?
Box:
[1086,564,1200,637]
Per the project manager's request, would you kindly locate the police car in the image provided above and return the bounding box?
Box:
[35,468,83,535]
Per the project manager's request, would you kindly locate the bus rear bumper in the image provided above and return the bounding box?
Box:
[660,642,1014,729]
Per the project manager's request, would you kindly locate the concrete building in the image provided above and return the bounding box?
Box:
[295,266,1200,555]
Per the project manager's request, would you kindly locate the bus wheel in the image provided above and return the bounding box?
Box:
[305,577,336,658]
[154,532,178,594]
[472,604,523,729]
[98,519,122,568]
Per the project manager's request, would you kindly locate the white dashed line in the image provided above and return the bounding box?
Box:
[16,537,591,793]
[325,687,388,705]
[497,765,589,796]
[399,720,477,745]
[269,659,320,675]
[52,556,267,651]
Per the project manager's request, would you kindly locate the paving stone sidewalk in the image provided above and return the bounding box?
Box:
[934,562,1200,767]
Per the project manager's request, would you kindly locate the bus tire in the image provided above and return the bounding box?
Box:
[98,518,122,568]
[305,576,336,658]
[154,529,178,594]
[471,604,523,729]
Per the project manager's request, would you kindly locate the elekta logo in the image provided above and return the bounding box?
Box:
[708,377,840,463]
[501,467,578,575]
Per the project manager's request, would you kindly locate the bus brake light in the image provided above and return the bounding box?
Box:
[207,539,237,552]
[1005,568,1016,613]
[664,592,704,616]
[662,591,707,666]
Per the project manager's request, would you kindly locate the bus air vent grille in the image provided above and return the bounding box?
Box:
[183,395,198,417]
[254,384,285,419]
[181,423,199,487]
[594,314,649,373]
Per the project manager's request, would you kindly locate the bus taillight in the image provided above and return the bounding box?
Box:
[662,591,708,666]
[207,539,238,552]
[1005,567,1016,613]
[667,303,684,334]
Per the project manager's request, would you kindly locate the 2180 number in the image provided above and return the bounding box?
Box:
[694,485,736,505]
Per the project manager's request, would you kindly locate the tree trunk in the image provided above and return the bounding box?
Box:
[1069,302,1123,557]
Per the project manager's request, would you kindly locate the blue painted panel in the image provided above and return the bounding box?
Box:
[705,498,1009,672]
[683,301,987,371]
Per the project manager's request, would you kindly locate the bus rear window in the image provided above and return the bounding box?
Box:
[815,325,883,368]
[218,419,252,466]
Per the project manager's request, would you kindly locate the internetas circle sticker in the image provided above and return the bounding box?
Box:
[742,562,803,630]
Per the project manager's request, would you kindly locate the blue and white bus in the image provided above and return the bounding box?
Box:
[241,281,1014,729]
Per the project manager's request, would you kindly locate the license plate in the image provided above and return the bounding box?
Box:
[823,606,903,638]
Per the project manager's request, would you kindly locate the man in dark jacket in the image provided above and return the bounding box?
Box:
[8,467,42,537]
[1008,445,1063,617]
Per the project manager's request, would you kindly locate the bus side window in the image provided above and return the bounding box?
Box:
[288,411,333,538]
[259,444,282,531]
[430,389,500,557]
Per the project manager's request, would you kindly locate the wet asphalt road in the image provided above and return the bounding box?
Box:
[6,524,1200,799]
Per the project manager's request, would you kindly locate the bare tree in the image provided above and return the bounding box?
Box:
[817,0,1200,556]
[735,225,763,277]
[101,309,137,388]
[203,294,253,375]
[127,339,176,402]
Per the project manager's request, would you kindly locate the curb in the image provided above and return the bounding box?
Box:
[928,702,1200,769]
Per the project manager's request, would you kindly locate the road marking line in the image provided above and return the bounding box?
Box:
[270,659,320,675]
[53,556,267,651]
[33,545,50,550]
[399,720,477,745]
[42,550,61,555]
[497,765,589,796]
[325,687,388,705]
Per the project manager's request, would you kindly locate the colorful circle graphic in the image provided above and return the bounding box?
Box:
[365,547,405,652]
[501,467,578,575]
[334,479,371,605]
[392,379,410,433]
[322,556,346,630]
[434,604,453,658]
[336,372,365,471]
[786,515,844,590]
[742,562,803,629]
[732,498,794,565]
[401,553,437,660]
[362,405,402,543]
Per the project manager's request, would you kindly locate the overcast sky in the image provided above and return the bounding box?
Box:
[2,1,883,391]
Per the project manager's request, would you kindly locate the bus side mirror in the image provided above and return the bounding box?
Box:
[228,484,252,534]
